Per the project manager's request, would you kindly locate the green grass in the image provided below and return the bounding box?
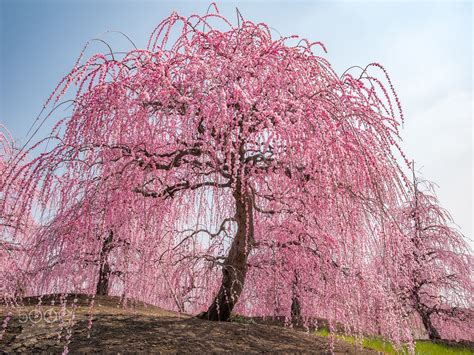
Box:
[314,328,473,354]
[415,340,472,355]
[315,328,330,337]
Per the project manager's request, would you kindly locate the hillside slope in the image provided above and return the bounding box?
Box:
[1,294,374,353]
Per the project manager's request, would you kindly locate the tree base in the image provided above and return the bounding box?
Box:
[196,310,231,322]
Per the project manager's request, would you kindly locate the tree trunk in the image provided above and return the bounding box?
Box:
[420,311,441,340]
[291,296,301,326]
[96,231,113,296]
[199,187,254,321]
[291,271,301,327]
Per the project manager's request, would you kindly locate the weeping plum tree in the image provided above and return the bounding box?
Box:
[0,125,19,295]
[400,165,473,340]
[20,183,177,299]
[370,163,473,341]
[3,6,409,322]
[3,5,470,337]
[0,125,34,298]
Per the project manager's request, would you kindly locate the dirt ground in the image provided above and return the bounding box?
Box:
[1,294,375,354]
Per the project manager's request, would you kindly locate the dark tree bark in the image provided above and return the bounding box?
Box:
[199,182,254,321]
[96,231,113,296]
[413,291,441,340]
[420,311,441,340]
[410,163,441,341]
[291,271,301,327]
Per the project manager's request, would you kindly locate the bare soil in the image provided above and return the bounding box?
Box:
[0,294,375,354]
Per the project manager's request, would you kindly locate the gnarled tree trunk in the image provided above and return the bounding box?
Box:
[96,231,113,296]
[291,271,302,327]
[200,185,254,321]
[420,311,441,340]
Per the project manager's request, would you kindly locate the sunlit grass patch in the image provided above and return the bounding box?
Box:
[415,340,472,355]
[314,328,473,354]
[315,328,330,337]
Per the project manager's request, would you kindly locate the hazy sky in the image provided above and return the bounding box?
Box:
[0,0,472,238]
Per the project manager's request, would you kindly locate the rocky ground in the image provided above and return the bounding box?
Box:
[1,294,375,353]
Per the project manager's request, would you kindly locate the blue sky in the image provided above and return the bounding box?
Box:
[0,0,472,238]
